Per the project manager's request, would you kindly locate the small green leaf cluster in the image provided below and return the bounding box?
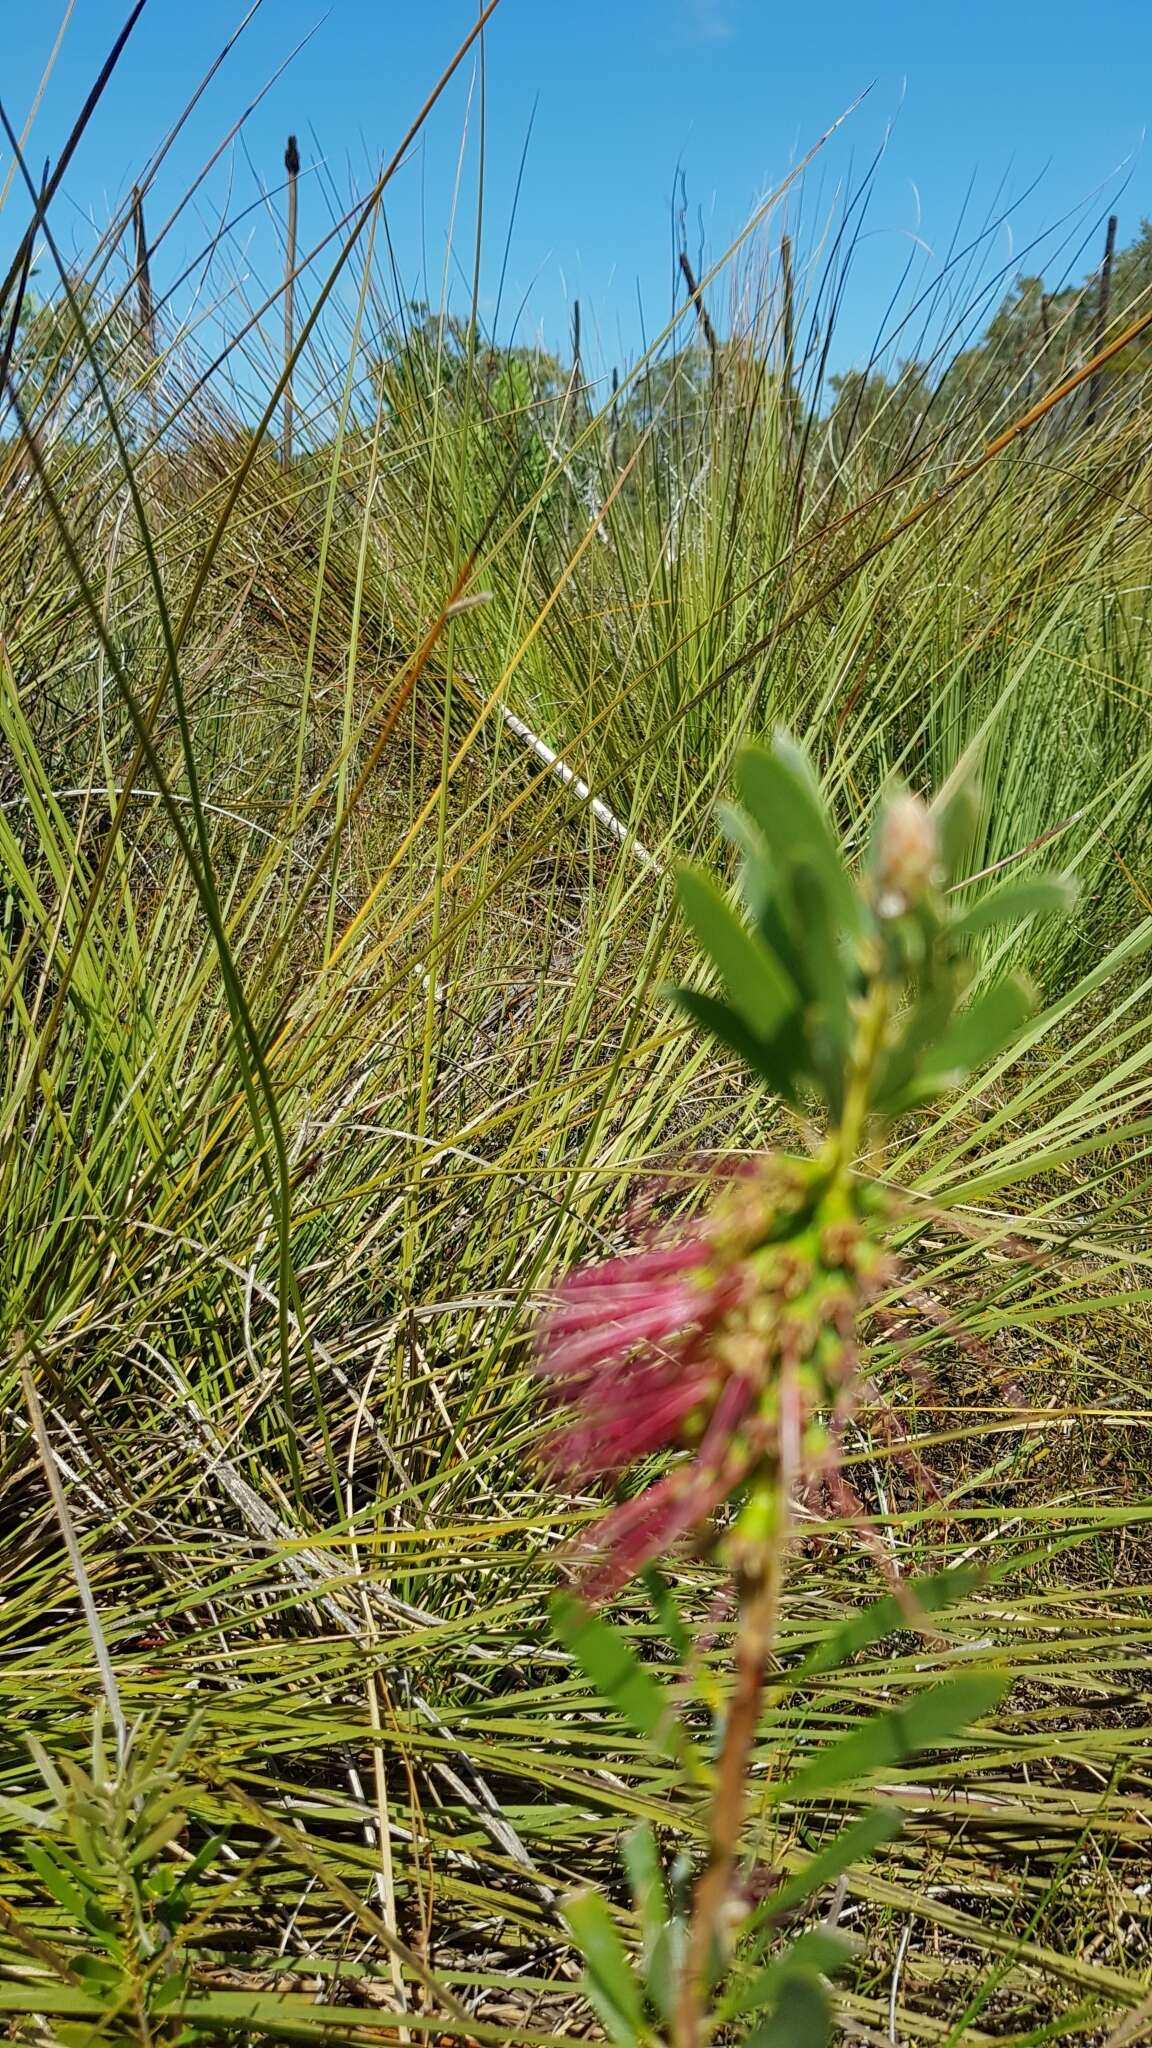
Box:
[1,1717,228,2043]
[671,733,1075,1125]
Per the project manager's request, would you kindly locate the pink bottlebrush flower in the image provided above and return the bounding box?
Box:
[535,1213,773,1602]
[537,1235,744,1475]
[533,1158,903,1603]
[561,1375,761,1605]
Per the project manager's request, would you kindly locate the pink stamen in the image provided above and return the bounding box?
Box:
[534,1213,769,1602]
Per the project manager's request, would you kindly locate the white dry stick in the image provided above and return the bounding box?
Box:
[495,703,657,868]
[454,669,656,868]
[888,1917,913,2044]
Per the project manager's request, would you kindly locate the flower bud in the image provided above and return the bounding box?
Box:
[875,792,939,917]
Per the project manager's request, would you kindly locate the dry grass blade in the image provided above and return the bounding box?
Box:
[16,1343,127,1766]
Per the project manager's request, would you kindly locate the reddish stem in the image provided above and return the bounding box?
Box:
[674,1556,780,2047]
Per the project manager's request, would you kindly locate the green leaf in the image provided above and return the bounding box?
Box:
[792,863,850,1115]
[23,1844,89,1924]
[551,1594,704,1774]
[151,1969,189,2012]
[716,799,810,986]
[933,781,980,886]
[0,1793,60,1829]
[745,1806,904,1941]
[735,737,859,936]
[745,1969,833,2046]
[128,1808,188,1865]
[898,1672,1009,1744]
[622,1824,679,2021]
[721,1931,856,2019]
[644,1919,685,2023]
[623,1821,666,1942]
[774,1674,1008,1802]
[901,973,1036,1103]
[563,1890,647,2045]
[949,871,1077,939]
[178,1829,230,1892]
[668,986,803,1101]
[676,864,797,1037]
[73,1952,123,1990]
[716,798,778,919]
[773,1930,856,1979]
[641,1566,691,1661]
[872,971,961,1113]
[792,1567,981,1681]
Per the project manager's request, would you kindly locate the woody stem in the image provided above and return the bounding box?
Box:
[674,1545,782,2048]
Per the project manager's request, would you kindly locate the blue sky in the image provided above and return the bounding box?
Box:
[4,0,1151,388]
